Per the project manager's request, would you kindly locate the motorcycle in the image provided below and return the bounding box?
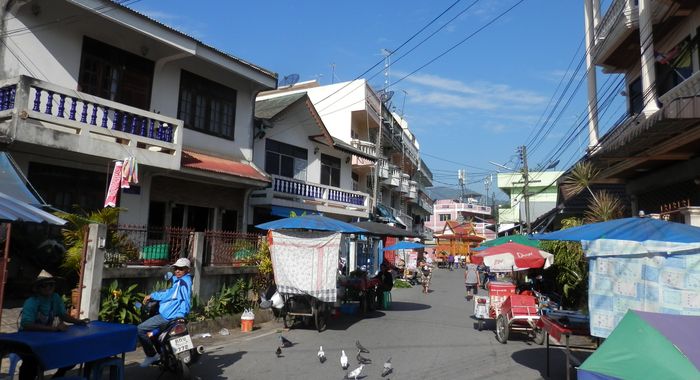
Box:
[142,274,204,379]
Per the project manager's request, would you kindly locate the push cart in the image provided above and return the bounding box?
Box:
[473,281,544,344]
[281,294,332,332]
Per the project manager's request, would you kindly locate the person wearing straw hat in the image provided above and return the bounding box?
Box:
[137,258,193,368]
[18,270,89,379]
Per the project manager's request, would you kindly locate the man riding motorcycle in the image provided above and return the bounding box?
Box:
[138,258,193,367]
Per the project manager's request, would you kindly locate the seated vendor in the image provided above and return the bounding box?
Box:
[19,270,89,380]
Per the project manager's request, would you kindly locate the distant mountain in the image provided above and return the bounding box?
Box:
[425,186,480,201]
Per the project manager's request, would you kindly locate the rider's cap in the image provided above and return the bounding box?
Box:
[173,258,191,268]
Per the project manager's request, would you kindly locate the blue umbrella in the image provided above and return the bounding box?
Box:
[534,217,700,256]
[255,214,366,233]
[382,241,424,251]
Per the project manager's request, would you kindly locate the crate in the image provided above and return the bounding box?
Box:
[501,294,538,317]
[339,303,359,315]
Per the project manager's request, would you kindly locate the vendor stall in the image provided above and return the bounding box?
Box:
[257,215,366,331]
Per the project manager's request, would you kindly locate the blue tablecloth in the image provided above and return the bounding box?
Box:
[0,321,137,369]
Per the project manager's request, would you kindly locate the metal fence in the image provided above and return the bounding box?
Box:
[105,225,194,267]
[205,230,262,266]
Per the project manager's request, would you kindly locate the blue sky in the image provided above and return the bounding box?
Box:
[132,0,622,198]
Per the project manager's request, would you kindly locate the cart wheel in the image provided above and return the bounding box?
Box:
[533,326,545,345]
[283,309,295,329]
[495,315,509,344]
[315,304,328,332]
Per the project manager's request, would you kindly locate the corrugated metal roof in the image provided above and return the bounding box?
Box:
[181,150,270,183]
[255,93,307,119]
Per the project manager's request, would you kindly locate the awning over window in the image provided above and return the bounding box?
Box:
[181,150,270,184]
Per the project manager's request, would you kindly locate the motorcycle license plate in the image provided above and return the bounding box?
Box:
[170,335,194,354]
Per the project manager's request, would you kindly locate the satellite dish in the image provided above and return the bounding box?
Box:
[378,89,394,103]
[279,74,300,87]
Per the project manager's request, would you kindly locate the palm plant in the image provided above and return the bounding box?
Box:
[54,207,123,274]
[562,162,624,222]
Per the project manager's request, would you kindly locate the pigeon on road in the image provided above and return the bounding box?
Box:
[340,350,348,369]
[275,346,282,358]
[318,346,326,363]
[356,351,371,364]
[381,357,392,377]
[345,364,364,380]
[280,335,293,348]
[355,340,369,353]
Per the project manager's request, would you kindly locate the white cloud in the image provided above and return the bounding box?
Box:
[397,72,547,111]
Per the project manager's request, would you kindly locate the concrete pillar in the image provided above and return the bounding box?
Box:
[680,207,700,226]
[638,0,660,116]
[81,223,106,320]
[584,0,601,148]
[190,232,205,299]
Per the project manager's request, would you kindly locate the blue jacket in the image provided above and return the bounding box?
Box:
[151,273,192,320]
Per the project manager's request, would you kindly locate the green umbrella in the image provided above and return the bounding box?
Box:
[477,234,540,249]
[578,310,700,379]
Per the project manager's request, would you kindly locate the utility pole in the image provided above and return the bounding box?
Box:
[458,169,466,203]
[519,145,532,234]
[371,50,391,213]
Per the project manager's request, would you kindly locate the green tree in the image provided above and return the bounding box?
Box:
[562,162,625,222]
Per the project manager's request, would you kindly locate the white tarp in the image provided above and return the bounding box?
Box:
[270,230,340,302]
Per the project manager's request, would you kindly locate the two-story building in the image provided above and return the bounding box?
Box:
[0,0,276,232]
[580,0,700,225]
[252,79,435,237]
[426,199,495,240]
[249,91,373,225]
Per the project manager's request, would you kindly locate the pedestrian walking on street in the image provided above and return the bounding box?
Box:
[447,254,455,270]
[418,260,432,294]
[464,262,480,300]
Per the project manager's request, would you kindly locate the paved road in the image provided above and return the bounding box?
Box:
[123,268,577,379]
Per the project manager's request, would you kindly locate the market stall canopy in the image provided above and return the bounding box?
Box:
[476,234,540,250]
[578,310,700,380]
[534,217,700,256]
[351,221,415,237]
[255,214,366,233]
[471,242,553,272]
[382,241,425,251]
[0,192,66,225]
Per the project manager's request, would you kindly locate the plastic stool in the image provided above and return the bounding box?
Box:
[88,356,124,380]
[382,291,392,309]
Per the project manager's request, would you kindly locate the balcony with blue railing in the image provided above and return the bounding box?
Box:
[250,175,370,218]
[0,76,182,170]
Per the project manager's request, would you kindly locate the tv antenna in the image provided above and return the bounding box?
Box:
[279,74,300,87]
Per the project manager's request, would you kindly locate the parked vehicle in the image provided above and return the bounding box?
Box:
[142,300,204,379]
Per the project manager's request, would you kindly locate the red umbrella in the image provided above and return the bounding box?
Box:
[471,242,554,271]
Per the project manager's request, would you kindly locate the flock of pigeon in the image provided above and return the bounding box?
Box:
[276,336,393,379]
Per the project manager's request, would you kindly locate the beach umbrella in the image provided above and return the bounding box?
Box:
[578,310,700,380]
[534,217,700,256]
[0,192,66,225]
[255,214,366,233]
[382,241,424,251]
[471,242,553,271]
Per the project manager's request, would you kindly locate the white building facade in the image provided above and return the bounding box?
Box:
[0,0,276,232]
